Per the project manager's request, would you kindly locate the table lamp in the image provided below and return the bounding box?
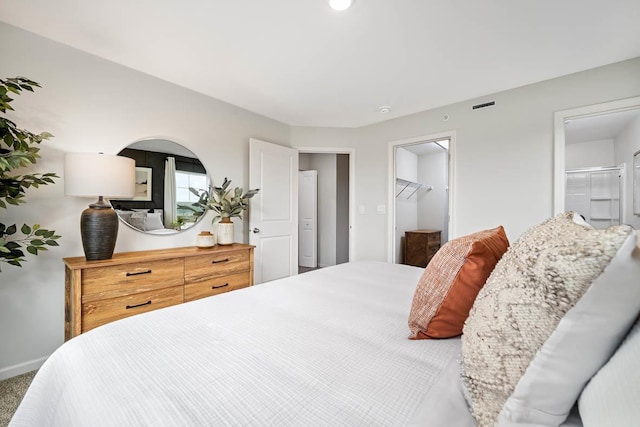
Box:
[64,153,136,261]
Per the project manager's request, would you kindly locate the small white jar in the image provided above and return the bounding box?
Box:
[195,231,216,248]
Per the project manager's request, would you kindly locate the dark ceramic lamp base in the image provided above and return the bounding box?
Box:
[80,196,118,261]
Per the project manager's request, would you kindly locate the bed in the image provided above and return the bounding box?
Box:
[10,262,476,426]
[10,212,640,426]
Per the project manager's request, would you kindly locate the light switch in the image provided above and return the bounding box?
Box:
[377,204,386,214]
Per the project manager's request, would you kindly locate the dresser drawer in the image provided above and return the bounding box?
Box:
[184,250,250,283]
[81,285,184,333]
[427,243,441,256]
[82,258,184,303]
[427,232,441,243]
[184,271,250,302]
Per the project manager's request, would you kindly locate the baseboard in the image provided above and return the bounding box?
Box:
[0,356,48,381]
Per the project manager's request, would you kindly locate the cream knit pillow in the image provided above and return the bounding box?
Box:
[460,212,636,427]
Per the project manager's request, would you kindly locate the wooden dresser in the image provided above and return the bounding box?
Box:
[64,244,254,340]
[404,229,441,268]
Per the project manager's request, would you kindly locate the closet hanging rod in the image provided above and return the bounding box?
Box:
[395,178,433,199]
[566,165,624,173]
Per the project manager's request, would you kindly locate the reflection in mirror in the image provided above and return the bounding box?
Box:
[564,108,640,230]
[111,139,209,234]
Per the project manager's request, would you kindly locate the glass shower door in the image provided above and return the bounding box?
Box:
[565,166,623,229]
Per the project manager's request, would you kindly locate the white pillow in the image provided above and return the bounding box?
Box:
[116,210,133,224]
[578,316,640,426]
[460,212,640,427]
[144,212,165,231]
[571,212,593,228]
[129,211,147,230]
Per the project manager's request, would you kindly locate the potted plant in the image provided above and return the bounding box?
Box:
[171,217,186,230]
[1,77,60,271]
[190,178,259,245]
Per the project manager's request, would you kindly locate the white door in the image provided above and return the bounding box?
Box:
[298,170,318,268]
[249,138,299,284]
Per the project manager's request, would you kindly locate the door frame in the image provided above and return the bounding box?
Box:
[553,96,640,216]
[387,131,457,263]
[295,146,356,262]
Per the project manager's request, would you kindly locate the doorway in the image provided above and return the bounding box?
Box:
[554,97,640,230]
[297,148,354,271]
[387,131,456,264]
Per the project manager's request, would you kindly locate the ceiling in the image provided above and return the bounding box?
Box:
[403,139,449,156]
[565,109,640,144]
[1,0,639,128]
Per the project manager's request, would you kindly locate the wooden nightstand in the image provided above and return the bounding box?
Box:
[404,230,441,268]
[64,244,254,340]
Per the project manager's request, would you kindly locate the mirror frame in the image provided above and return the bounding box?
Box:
[113,138,209,235]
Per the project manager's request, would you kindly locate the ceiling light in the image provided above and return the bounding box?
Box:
[329,0,353,11]
[378,106,391,114]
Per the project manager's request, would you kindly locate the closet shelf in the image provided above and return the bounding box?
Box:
[395,178,433,199]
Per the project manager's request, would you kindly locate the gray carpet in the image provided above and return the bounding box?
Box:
[0,371,35,427]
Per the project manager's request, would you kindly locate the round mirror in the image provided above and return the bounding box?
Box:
[111,139,209,234]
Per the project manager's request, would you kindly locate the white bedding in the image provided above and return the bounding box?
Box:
[11,261,479,426]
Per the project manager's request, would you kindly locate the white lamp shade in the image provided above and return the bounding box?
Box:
[64,153,136,198]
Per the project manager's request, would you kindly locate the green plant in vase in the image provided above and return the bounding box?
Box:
[190,178,259,245]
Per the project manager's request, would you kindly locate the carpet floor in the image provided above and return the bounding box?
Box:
[0,371,35,427]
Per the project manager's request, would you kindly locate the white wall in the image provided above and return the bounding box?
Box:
[417,150,448,242]
[614,114,640,229]
[566,139,615,169]
[394,148,418,263]
[299,153,312,170]
[0,23,290,379]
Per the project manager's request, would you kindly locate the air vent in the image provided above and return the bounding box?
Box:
[472,101,496,110]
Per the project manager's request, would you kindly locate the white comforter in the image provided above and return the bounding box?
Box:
[10,261,476,426]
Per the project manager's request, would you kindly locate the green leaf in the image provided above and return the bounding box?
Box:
[31,239,44,246]
[21,224,31,234]
[46,240,59,246]
[5,242,20,250]
[6,224,16,235]
[27,246,37,255]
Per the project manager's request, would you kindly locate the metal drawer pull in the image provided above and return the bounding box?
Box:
[211,258,229,264]
[126,301,152,309]
[126,270,152,277]
[211,283,229,289]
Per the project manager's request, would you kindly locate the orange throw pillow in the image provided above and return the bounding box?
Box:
[408,226,509,339]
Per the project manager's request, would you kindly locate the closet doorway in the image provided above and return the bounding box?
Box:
[387,131,456,265]
[298,148,353,271]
